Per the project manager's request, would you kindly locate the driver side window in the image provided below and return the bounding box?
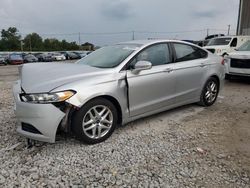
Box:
[130,43,171,68]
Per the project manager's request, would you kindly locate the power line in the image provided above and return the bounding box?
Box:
[135,29,206,34]
[19,29,208,37]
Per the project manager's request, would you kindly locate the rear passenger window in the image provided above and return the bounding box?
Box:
[173,43,207,62]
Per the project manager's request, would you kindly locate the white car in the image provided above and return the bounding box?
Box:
[51,53,66,61]
[225,40,250,79]
[204,36,250,56]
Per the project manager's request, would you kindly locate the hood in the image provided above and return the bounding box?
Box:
[228,51,250,59]
[20,63,109,93]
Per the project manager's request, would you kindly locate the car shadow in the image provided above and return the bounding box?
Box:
[55,103,203,145]
[226,76,250,85]
[118,103,203,130]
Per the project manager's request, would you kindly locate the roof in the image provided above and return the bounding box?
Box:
[118,39,189,46]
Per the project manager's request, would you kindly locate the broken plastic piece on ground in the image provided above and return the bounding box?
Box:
[196,147,207,154]
[218,95,224,99]
[0,142,22,152]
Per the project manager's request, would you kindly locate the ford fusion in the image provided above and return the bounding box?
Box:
[13,40,225,144]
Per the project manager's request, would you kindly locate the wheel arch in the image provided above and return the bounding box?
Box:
[210,74,220,89]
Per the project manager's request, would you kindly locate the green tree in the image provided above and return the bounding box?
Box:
[43,38,62,51]
[23,33,43,51]
[0,27,21,51]
[61,39,68,50]
[68,41,79,50]
[0,26,93,51]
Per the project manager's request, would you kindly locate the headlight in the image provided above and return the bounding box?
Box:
[20,90,76,103]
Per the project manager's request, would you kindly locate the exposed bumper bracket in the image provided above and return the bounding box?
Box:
[27,138,35,148]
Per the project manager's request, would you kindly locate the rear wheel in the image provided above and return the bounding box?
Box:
[72,98,118,144]
[199,77,219,106]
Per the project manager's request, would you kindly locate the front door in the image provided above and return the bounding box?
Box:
[126,43,176,117]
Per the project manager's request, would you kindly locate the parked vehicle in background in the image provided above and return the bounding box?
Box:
[204,36,250,56]
[224,40,250,79]
[60,51,81,60]
[67,52,81,59]
[51,53,66,61]
[13,40,225,144]
[36,53,53,62]
[6,54,24,65]
[73,51,88,58]
[0,54,7,65]
[24,54,38,63]
[205,34,225,41]
[202,34,225,46]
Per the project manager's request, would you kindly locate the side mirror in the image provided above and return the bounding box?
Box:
[132,61,152,73]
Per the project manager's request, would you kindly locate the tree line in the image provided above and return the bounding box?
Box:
[0,27,81,51]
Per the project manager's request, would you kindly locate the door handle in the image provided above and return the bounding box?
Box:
[163,68,173,73]
[200,63,206,67]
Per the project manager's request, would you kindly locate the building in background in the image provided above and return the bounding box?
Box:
[237,0,250,35]
[81,42,94,51]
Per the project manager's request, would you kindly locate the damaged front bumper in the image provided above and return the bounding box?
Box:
[13,81,66,143]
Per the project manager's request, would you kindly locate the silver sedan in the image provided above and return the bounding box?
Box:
[13,40,225,144]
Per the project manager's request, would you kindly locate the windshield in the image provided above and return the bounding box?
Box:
[207,37,232,46]
[10,54,23,60]
[26,54,34,57]
[77,44,141,68]
[53,53,61,56]
[237,40,250,51]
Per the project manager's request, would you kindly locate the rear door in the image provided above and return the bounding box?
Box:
[126,43,176,117]
[171,43,209,103]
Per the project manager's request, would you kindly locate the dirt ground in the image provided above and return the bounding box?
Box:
[0,64,249,187]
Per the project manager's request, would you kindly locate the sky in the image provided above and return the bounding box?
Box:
[0,0,240,46]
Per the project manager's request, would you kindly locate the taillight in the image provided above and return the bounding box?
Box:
[221,59,225,65]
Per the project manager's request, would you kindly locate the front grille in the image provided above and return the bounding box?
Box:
[231,58,250,69]
[206,49,215,53]
[21,123,42,134]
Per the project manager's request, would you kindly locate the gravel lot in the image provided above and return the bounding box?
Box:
[0,63,250,187]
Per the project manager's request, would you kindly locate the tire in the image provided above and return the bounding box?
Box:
[198,77,219,107]
[72,98,118,144]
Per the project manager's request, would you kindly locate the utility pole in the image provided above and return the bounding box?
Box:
[78,32,81,50]
[29,36,32,52]
[20,40,23,52]
[227,25,231,35]
[206,28,209,37]
[132,31,135,40]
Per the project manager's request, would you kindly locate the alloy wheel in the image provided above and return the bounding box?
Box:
[205,81,218,103]
[82,105,113,139]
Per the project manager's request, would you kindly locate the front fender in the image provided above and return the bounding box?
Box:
[52,77,129,121]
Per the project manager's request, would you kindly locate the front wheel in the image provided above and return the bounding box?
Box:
[198,77,219,106]
[72,98,118,144]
